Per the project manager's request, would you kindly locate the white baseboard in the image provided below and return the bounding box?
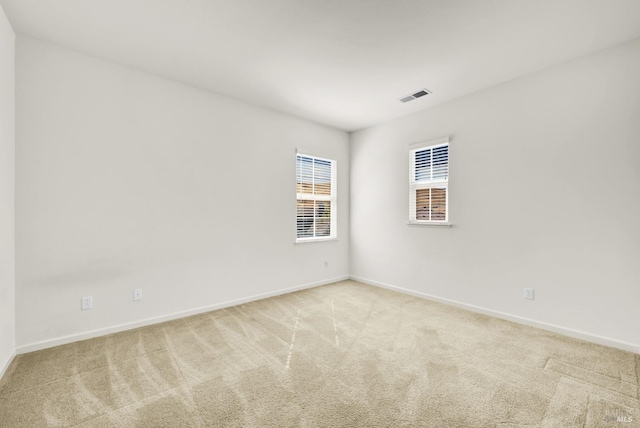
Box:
[351,275,640,355]
[0,348,16,380]
[16,275,349,355]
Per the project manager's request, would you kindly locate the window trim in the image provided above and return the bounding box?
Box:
[295,151,337,243]
[409,137,450,225]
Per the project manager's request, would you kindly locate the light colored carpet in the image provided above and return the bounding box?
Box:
[0,280,638,427]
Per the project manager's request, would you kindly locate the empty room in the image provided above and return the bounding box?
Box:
[1,0,639,427]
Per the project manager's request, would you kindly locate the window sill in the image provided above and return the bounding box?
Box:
[295,237,339,245]
[407,222,452,228]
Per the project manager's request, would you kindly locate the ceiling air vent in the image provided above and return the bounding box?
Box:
[400,88,431,103]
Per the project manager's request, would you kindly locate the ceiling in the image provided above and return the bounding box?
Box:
[2,0,640,132]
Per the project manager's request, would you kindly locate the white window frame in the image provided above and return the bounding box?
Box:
[296,151,337,243]
[409,137,450,225]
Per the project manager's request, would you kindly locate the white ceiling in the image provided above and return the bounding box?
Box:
[2,0,640,132]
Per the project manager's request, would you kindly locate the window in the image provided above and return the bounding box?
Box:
[296,153,337,241]
[409,138,449,224]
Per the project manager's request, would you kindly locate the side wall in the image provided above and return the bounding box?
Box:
[350,38,640,351]
[0,4,15,375]
[15,37,350,350]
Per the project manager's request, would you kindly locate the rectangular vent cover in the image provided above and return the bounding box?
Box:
[400,88,431,103]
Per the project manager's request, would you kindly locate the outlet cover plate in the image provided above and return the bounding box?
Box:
[81,296,93,310]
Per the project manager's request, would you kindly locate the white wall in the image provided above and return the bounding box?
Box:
[15,36,349,349]
[0,4,15,375]
[351,38,640,350]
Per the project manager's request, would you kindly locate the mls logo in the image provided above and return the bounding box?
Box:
[602,409,634,424]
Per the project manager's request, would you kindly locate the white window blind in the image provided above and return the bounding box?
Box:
[409,138,449,224]
[296,153,337,241]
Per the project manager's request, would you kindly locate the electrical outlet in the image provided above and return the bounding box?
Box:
[524,288,534,300]
[81,296,93,310]
[133,289,143,301]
